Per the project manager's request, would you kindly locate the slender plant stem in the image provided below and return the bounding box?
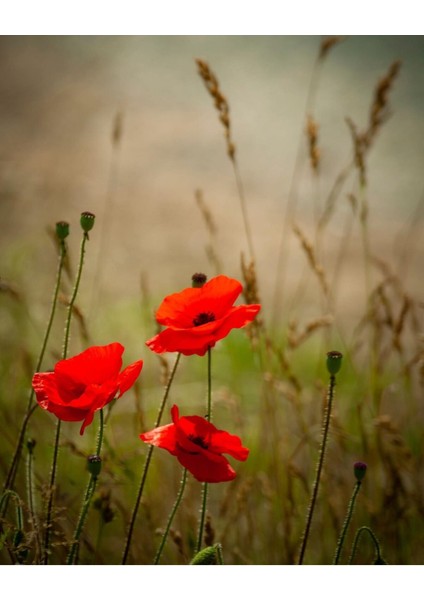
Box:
[333,481,362,565]
[348,525,384,565]
[67,409,104,565]
[63,233,89,360]
[196,347,212,554]
[271,51,325,327]
[43,418,61,565]
[1,240,67,500]
[231,156,255,264]
[154,468,188,565]
[44,232,89,564]
[297,374,336,565]
[121,352,182,564]
[26,441,41,562]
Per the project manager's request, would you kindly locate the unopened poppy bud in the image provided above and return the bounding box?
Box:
[56,221,70,240]
[354,461,367,482]
[192,272,207,288]
[80,211,95,233]
[26,438,36,452]
[190,545,218,565]
[326,350,343,375]
[87,454,102,477]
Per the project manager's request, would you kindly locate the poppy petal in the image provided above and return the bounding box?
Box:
[155,275,242,327]
[146,304,261,356]
[140,423,177,455]
[176,451,236,483]
[117,360,143,397]
[209,430,250,461]
[55,343,124,390]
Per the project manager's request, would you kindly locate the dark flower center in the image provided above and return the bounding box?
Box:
[188,434,209,450]
[193,311,215,327]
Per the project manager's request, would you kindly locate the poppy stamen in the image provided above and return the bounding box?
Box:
[193,312,215,327]
[188,434,209,449]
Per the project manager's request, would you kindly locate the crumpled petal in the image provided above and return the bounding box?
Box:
[146,275,260,356]
[32,343,143,435]
[140,405,249,483]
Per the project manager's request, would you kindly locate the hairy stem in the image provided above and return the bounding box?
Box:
[154,468,188,565]
[121,352,182,564]
[297,374,336,565]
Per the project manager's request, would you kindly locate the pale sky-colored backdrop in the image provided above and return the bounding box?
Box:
[0,36,423,338]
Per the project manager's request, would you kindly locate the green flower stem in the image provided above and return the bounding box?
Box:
[154,467,188,565]
[67,409,104,565]
[26,441,41,562]
[63,232,89,360]
[333,480,362,565]
[297,373,336,565]
[196,482,209,555]
[121,352,182,565]
[1,239,67,504]
[195,347,212,555]
[44,231,89,565]
[348,526,385,565]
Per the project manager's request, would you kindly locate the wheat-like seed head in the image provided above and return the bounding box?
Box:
[195,58,236,160]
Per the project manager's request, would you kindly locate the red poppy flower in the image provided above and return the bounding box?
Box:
[145,275,261,356]
[32,343,143,435]
[140,405,249,483]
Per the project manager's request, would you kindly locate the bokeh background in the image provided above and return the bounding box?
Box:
[1,35,423,338]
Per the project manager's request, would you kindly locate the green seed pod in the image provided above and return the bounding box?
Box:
[56,221,70,240]
[326,351,343,375]
[87,454,102,477]
[192,273,207,288]
[190,545,218,565]
[80,211,95,233]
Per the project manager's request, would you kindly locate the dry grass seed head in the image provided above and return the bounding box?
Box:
[195,58,236,160]
[319,36,347,60]
[306,114,320,173]
[292,223,330,298]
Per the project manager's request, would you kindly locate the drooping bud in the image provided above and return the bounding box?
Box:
[56,221,70,240]
[87,454,102,477]
[354,461,367,482]
[326,350,343,375]
[80,211,95,233]
[192,273,207,288]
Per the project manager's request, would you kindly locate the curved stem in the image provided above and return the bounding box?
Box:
[2,240,67,500]
[121,352,182,564]
[154,468,188,565]
[44,232,89,564]
[196,347,212,554]
[297,374,336,565]
[333,481,361,565]
[348,525,384,565]
[67,409,104,565]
